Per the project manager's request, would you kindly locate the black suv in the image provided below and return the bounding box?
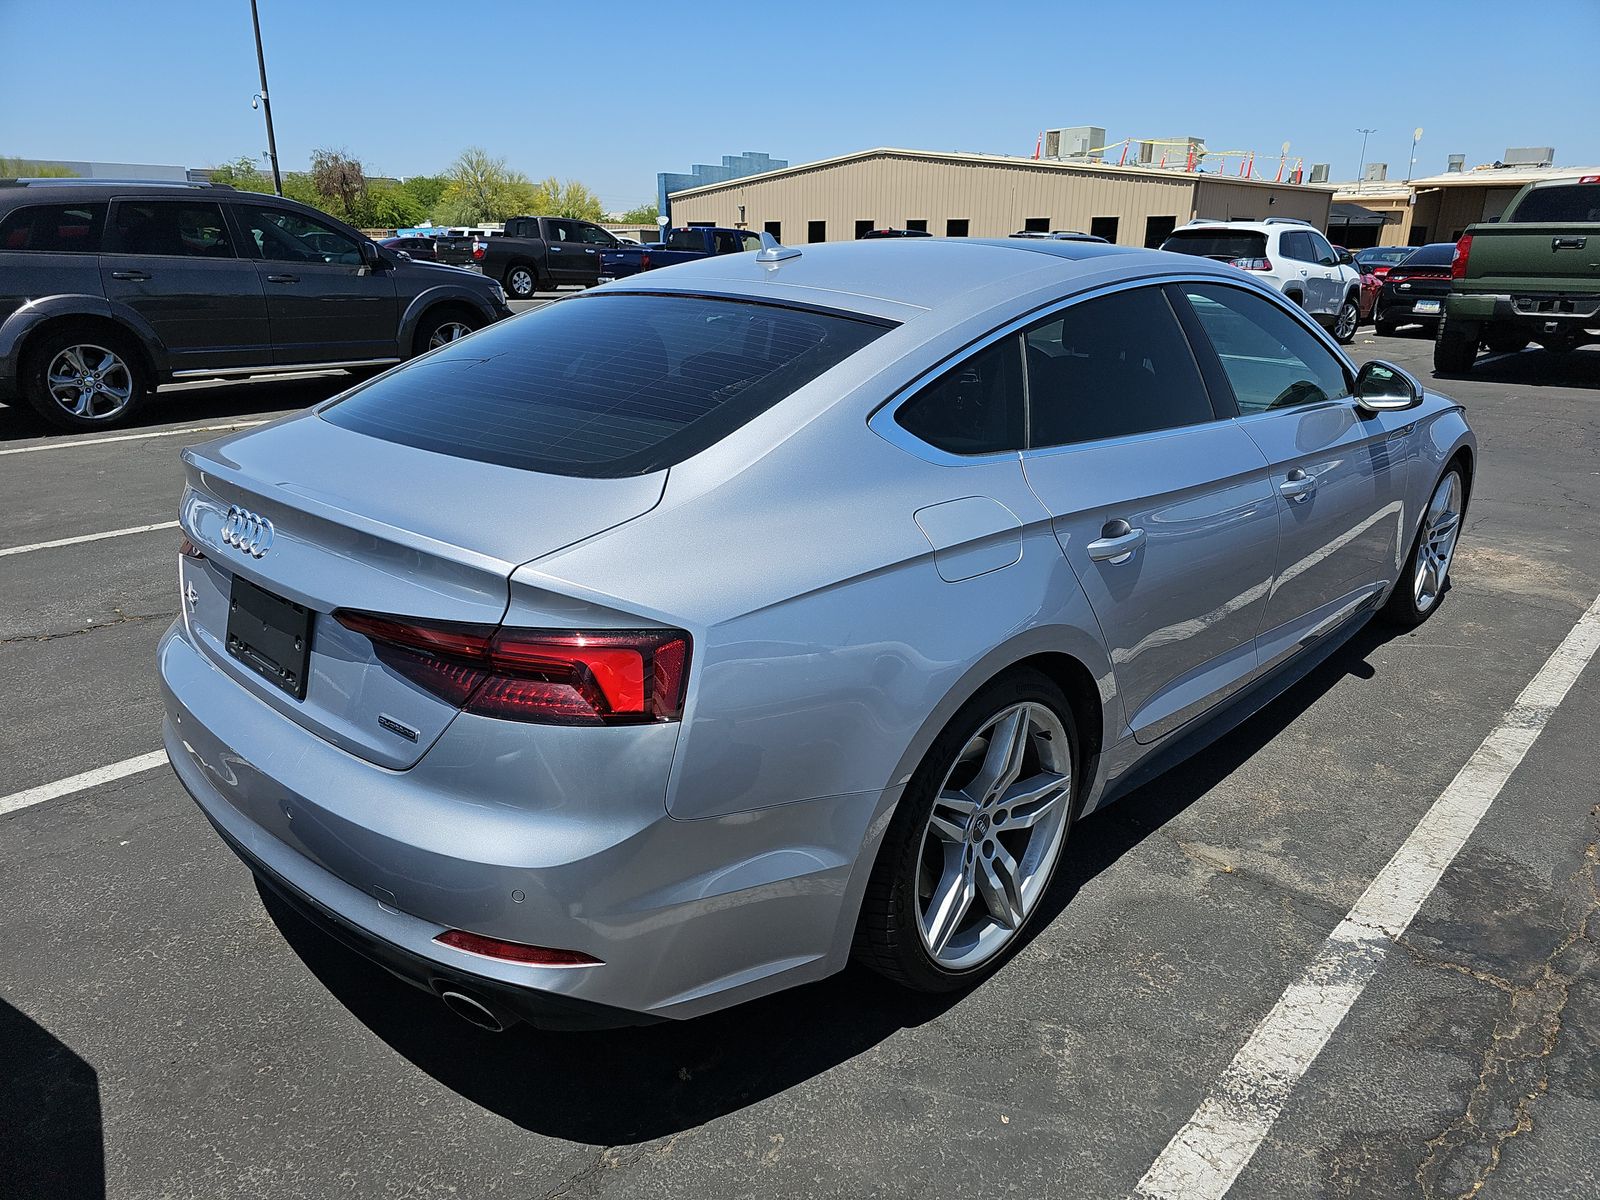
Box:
[0,181,511,430]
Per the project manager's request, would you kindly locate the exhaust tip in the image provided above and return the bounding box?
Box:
[439,989,506,1033]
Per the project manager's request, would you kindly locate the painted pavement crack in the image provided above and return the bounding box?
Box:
[0,608,175,645]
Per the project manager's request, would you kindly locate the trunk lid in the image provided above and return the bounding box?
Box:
[1461,223,1600,294]
[177,414,665,768]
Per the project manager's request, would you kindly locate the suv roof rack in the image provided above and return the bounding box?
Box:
[1261,216,1312,226]
[0,178,236,189]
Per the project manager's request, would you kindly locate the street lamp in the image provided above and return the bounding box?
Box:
[1405,127,1424,184]
[1356,128,1376,193]
[249,0,283,196]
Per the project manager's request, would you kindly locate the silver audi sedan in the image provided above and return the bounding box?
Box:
[159,236,1474,1030]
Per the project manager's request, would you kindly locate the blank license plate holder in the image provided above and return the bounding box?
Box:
[226,576,312,700]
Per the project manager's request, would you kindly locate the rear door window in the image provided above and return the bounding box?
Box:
[0,203,106,253]
[1024,287,1217,448]
[106,201,236,258]
[323,294,890,477]
[1507,184,1600,223]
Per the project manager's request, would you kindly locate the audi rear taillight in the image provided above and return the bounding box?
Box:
[1451,234,1473,280]
[1231,256,1272,272]
[334,610,690,725]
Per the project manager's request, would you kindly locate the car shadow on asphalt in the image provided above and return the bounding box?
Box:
[261,616,1403,1148]
[1434,345,1600,390]
[0,997,105,1199]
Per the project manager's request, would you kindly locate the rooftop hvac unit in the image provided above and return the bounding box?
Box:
[1309,163,1329,184]
[1363,162,1388,182]
[1042,126,1105,161]
[1447,154,1466,173]
[1502,146,1555,167]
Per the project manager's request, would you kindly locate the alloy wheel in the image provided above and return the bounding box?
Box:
[426,321,474,350]
[1413,471,1463,612]
[1334,300,1358,341]
[915,701,1073,971]
[45,344,134,421]
[508,268,534,297]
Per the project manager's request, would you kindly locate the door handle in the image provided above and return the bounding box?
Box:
[1279,470,1318,501]
[550,246,563,252]
[1552,236,1586,251]
[584,248,596,254]
[109,270,149,281]
[266,274,299,283]
[1086,523,1146,563]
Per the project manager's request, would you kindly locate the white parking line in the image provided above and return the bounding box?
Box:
[0,751,169,818]
[1133,590,1600,1200]
[0,420,267,457]
[0,520,179,558]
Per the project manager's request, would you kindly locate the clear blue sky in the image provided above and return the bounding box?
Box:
[3,0,1597,211]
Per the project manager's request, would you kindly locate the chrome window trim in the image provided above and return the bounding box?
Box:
[870,271,1332,466]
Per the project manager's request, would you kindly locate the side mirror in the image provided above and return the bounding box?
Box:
[1354,360,1423,412]
[361,241,388,270]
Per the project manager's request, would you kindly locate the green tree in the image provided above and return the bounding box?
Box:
[441,147,533,225]
[0,155,78,178]
[309,147,368,224]
[367,180,424,229]
[208,154,269,193]
[397,174,449,221]
[615,201,659,225]
[528,177,604,223]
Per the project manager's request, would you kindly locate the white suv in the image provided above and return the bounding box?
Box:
[1159,218,1363,344]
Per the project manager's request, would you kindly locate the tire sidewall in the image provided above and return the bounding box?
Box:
[505,265,537,298]
[1383,466,1464,627]
[413,309,479,357]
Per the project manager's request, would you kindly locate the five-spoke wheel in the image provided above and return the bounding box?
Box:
[1383,465,1466,627]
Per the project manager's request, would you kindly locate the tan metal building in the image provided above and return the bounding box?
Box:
[1332,163,1600,248]
[665,147,1335,248]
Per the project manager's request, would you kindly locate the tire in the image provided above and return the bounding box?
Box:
[855,669,1079,992]
[1484,332,1529,355]
[412,308,481,357]
[1433,315,1480,374]
[1332,297,1360,345]
[22,325,147,432]
[503,264,540,299]
[1381,466,1465,628]
[1375,318,1399,337]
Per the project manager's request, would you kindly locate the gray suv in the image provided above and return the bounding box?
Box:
[0,180,511,430]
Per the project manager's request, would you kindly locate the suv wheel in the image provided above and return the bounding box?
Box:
[1433,315,1480,374]
[24,327,146,431]
[1332,296,1359,344]
[413,309,480,356]
[504,265,539,299]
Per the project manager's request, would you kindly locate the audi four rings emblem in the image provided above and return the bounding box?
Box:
[221,505,274,557]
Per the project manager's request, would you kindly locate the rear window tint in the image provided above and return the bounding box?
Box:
[1507,184,1600,224]
[1159,231,1268,260]
[1404,243,1455,266]
[322,294,889,478]
[0,203,106,253]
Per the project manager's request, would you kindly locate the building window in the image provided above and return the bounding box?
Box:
[1090,216,1119,243]
[688,221,714,227]
[1143,215,1177,248]
[946,218,970,237]
[764,220,781,240]
[1024,217,1049,233]
[1412,226,1430,245]
[906,219,928,233]
[855,219,875,239]
[807,220,826,243]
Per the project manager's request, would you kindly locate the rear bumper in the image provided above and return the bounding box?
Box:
[158,622,884,1022]
[1446,291,1600,326]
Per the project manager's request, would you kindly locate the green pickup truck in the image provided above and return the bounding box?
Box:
[1436,174,1600,372]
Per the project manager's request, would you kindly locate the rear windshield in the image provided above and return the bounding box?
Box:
[665,228,707,250]
[1358,247,1413,265]
[1506,184,1600,224]
[1402,243,1455,266]
[1160,231,1268,260]
[322,294,889,477]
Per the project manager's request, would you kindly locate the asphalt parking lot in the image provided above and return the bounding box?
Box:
[3,327,1598,1200]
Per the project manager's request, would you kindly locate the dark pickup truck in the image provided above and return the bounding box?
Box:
[480,215,625,298]
[1436,174,1600,372]
[602,226,764,278]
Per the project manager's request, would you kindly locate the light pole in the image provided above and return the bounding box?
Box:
[1355,128,1376,193]
[1405,127,1424,184]
[249,0,283,196]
